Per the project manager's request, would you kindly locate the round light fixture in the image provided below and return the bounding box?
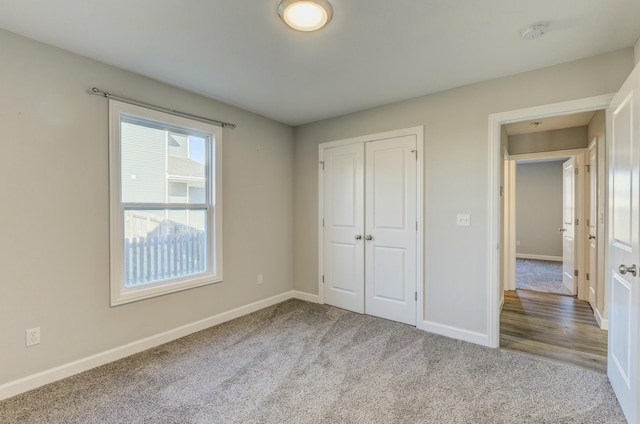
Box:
[278,0,333,32]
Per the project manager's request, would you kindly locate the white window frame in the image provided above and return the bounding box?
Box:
[109,100,223,306]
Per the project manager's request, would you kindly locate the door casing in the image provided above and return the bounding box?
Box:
[504,150,585,297]
[488,94,614,348]
[318,126,424,328]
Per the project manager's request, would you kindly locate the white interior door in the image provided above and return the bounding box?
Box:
[364,136,417,325]
[323,143,365,313]
[588,142,598,309]
[562,157,577,295]
[607,63,640,424]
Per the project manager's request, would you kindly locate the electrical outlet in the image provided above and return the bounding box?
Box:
[257,274,263,285]
[26,327,40,347]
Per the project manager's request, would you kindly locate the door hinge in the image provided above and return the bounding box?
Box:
[574,269,579,277]
[320,161,325,170]
[500,186,504,197]
[575,218,579,226]
[416,221,418,231]
[586,272,590,281]
[575,167,579,175]
[586,164,591,173]
[586,218,590,226]
[322,218,325,227]
[415,291,418,301]
[322,275,325,283]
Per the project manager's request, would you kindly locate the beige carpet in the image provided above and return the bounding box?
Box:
[516,258,572,296]
[0,300,625,423]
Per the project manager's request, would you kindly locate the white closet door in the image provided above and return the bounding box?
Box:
[364,135,417,325]
[323,143,365,313]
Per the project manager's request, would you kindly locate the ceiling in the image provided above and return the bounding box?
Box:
[0,1,638,126]
[504,111,597,135]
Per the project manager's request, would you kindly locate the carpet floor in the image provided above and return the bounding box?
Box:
[0,300,625,423]
[516,258,572,296]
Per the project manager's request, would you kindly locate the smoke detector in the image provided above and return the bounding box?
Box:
[521,24,546,40]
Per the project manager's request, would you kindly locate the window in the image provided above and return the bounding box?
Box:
[109,100,222,306]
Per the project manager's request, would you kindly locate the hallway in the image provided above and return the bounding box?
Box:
[500,289,607,373]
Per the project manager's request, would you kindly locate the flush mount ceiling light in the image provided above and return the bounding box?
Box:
[521,24,547,40]
[278,0,333,32]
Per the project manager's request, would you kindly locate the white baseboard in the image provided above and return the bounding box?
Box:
[292,290,320,303]
[1,290,491,401]
[516,253,562,262]
[595,308,608,330]
[0,291,298,401]
[423,320,489,347]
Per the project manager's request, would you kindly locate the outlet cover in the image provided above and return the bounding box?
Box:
[456,214,471,227]
[26,327,40,347]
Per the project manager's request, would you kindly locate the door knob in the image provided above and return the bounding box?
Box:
[588,235,596,240]
[365,234,373,241]
[619,264,637,277]
[558,228,567,232]
[354,234,362,240]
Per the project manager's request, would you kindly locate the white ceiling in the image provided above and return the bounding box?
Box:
[0,1,638,126]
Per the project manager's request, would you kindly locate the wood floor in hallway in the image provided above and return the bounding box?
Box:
[500,289,608,373]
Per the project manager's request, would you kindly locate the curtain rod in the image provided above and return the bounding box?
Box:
[90,87,237,129]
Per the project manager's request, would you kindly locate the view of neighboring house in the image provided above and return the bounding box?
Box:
[121,119,207,240]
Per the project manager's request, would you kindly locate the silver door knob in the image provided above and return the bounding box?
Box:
[558,228,567,232]
[354,234,362,240]
[588,235,596,240]
[365,234,373,241]
[619,264,637,277]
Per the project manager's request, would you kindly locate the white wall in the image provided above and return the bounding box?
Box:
[515,161,563,258]
[294,48,633,338]
[0,29,294,387]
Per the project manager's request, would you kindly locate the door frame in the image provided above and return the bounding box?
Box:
[504,150,586,295]
[488,94,614,348]
[318,126,425,328]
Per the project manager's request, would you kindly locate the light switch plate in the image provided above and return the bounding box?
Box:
[456,213,471,227]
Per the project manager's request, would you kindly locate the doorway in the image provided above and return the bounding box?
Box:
[488,95,614,349]
[318,126,424,327]
[498,110,608,369]
[505,155,582,296]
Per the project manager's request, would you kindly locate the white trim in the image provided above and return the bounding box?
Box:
[0,291,294,401]
[318,126,425,327]
[292,290,320,303]
[423,320,489,346]
[595,307,609,330]
[488,94,615,349]
[109,100,224,306]
[509,148,586,162]
[516,254,563,262]
[506,159,516,291]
